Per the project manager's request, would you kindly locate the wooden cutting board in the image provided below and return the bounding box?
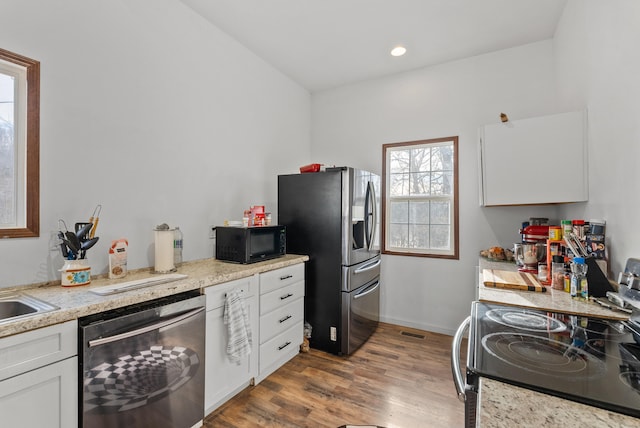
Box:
[483,269,547,292]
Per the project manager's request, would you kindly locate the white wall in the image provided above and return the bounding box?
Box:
[0,0,311,287]
[554,0,640,276]
[312,41,562,334]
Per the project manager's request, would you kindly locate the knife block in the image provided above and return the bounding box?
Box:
[585,257,615,297]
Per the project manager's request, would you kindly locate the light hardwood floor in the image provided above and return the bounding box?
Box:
[204,322,465,427]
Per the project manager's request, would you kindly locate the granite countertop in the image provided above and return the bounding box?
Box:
[479,379,639,428]
[0,254,308,339]
[476,258,638,427]
[478,258,627,320]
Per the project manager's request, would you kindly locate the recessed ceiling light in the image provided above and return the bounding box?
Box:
[390,46,406,57]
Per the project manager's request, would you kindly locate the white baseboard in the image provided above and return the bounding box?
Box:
[379,315,456,336]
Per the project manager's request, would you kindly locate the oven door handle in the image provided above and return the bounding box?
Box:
[451,316,470,403]
[88,307,204,348]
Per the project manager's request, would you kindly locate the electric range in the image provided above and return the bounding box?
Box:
[453,301,640,427]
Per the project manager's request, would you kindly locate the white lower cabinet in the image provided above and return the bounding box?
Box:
[0,320,78,428]
[256,264,305,384]
[203,263,306,413]
[204,275,258,415]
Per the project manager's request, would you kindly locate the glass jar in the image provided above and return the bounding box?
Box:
[537,263,549,283]
[551,255,565,290]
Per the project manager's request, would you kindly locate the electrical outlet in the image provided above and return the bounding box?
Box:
[330,327,337,341]
[209,225,216,239]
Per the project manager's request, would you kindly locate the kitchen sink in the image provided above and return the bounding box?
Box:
[0,292,58,324]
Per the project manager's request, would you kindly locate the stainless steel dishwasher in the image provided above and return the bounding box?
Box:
[79,290,205,428]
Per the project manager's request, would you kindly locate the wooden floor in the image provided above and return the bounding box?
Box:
[203,322,465,427]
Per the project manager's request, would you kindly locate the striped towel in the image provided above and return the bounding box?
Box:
[223,289,252,364]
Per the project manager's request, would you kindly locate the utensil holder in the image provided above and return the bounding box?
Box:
[60,259,91,286]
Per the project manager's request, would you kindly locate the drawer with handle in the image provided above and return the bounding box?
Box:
[259,323,304,372]
[260,281,304,315]
[259,299,304,344]
[260,264,304,295]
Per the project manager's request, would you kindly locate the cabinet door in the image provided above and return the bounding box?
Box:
[479,110,588,206]
[204,278,258,415]
[0,320,77,381]
[0,356,77,428]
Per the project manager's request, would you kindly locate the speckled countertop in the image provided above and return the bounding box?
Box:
[0,254,308,339]
[479,379,639,428]
[476,258,639,427]
[478,258,627,320]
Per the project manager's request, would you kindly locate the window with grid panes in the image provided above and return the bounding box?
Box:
[382,137,458,259]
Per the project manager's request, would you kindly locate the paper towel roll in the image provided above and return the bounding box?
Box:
[154,229,175,273]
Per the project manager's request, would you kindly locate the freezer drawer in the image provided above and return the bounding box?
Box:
[342,255,381,292]
[341,277,380,355]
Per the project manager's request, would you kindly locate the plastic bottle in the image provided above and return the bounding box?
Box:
[570,257,588,299]
[174,227,183,267]
[549,226,562,241]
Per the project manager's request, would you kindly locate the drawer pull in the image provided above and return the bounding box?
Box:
[279,274,293,281]
[279,314,292,323]
[278,341,292,351]
[280,293,293,300]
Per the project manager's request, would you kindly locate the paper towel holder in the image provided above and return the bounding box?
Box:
[153,223,177,274]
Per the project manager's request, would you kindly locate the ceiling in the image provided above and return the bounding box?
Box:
[180,0,567,92]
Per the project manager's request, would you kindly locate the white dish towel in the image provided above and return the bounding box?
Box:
[223,289,252,364]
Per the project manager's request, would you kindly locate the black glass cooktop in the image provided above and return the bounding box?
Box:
[469,302,640,418]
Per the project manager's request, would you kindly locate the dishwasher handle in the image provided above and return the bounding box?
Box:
[451,316,470,403]
[88,306,205,348]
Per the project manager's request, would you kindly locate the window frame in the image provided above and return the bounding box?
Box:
[0,48,40,238]
[381,136,459,259]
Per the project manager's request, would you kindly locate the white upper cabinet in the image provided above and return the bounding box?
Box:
[479,110,588,206]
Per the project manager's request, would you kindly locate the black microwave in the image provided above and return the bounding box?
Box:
[215,225,286,264]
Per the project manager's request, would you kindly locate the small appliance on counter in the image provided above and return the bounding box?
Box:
[515,222,549,273]
[215,224,286,264]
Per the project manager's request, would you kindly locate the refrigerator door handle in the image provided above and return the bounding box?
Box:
[354,258,381,274]
[354,281,380,300]
[451,316,471,402]
[364,181,377,251]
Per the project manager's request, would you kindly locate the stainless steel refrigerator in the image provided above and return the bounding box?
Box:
[278,167,381,355]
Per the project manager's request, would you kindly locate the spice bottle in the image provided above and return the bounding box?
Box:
[549,226,562,241]
[561,220,572,238]
[572,219,586,239]
[551,255,565,290]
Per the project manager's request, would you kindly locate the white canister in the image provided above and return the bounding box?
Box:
[60,259,91,286]
[154,228,176,273]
